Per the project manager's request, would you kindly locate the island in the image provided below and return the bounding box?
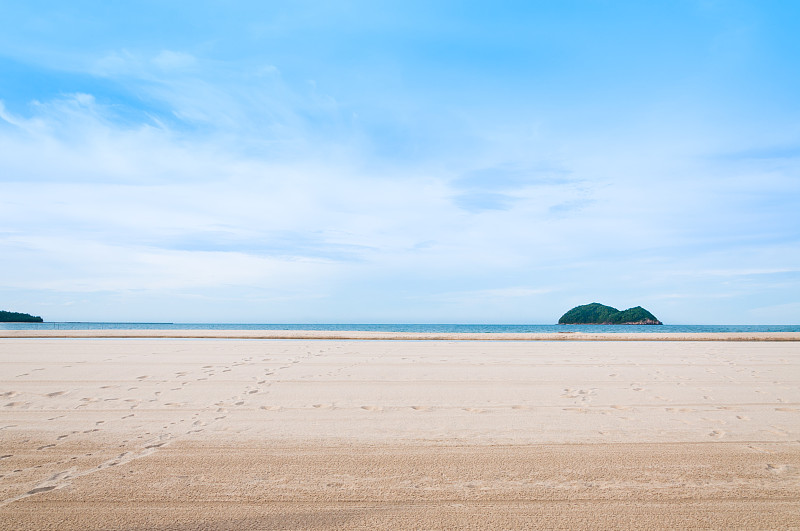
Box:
[0,310,44,323]
[558,303,662,325]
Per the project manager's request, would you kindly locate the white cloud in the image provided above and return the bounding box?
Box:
[1,235,337,294]
[1,42,799,323]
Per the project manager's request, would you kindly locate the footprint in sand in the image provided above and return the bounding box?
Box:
[708,430,725,438]
[361,405,384,412]
[610,405,630,411]
[511,405,530,410]
[312,403,333,409]
[410,406,430,411]
[766,464,796,474]
[1,391,19,398]
[27,486,57,495]
[46,391,67,397]
[260,405,281,411]
[748,445,773,454]
[736,415,751,420]
[463,407,488,413]
[766,426,789,437]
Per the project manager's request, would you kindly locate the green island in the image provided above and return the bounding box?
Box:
[558,303,662,325]
[0,310,44,323]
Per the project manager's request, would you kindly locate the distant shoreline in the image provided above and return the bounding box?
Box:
[2,329,799,341]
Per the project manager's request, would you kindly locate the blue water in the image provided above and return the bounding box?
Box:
[1,322,798,333]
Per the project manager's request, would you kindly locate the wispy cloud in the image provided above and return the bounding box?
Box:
[422,286,556,303]
[1,2,799,323]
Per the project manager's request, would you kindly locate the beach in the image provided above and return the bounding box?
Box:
[1,333,799,529]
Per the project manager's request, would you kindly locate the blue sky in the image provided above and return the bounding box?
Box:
[1,1,799,324]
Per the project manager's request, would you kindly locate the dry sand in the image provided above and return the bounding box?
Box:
[1,334,798,529]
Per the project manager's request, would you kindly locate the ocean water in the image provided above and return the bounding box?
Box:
[1,322,798,333]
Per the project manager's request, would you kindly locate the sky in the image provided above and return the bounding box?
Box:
[1,1,799,324]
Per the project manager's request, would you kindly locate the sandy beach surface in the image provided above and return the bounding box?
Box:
[1,334,799,529]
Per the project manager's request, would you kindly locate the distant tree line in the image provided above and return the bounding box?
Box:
[0,310,44,322]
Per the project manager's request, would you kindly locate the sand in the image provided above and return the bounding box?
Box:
[1,334,798,529]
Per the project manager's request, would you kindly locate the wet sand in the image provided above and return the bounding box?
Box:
[1,336,799,529]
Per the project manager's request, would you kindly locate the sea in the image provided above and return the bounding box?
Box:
[1,323,798,333]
